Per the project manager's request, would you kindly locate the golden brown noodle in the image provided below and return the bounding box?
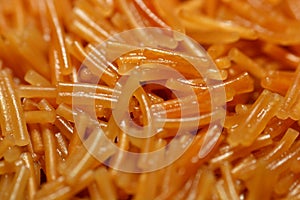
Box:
[0,0,300,199]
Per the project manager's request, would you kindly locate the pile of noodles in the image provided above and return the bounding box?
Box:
[1,0,300,199]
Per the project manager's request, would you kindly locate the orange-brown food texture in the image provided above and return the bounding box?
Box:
[0,0,300,199]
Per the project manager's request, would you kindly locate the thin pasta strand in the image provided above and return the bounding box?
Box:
[46,0,72,75]
[0,70,30,146]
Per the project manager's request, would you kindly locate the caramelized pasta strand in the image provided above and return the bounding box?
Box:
[228,90,283,147]
[0,70,29,146]
[46,0,72,75]
[278,64,300,120]
[7,165,30,200]
[228,48,266,79]
[21,152,39,200]
[41,123,58,182]
[261,71,294,95]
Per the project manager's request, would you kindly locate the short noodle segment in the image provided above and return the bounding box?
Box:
[0,0,300,199]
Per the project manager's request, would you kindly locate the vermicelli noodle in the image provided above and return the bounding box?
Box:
[0,0,300,199]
